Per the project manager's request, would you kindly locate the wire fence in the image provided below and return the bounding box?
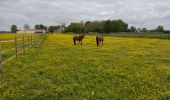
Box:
[0,34,41,73]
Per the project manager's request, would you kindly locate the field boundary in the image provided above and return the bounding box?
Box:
[0,34,41,73]
[85,32,170,40]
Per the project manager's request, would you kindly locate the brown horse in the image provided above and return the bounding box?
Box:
[73,35,85,45]
[96,35,104,46]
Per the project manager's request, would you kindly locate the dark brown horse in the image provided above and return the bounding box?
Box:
[73,35,85,45]
[96,35,104,46]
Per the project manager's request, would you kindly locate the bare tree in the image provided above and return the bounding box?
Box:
[24,24,30,30]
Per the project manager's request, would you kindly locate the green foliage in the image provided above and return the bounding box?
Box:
[66,23,86,33]
[48,26,55,33]
[11,25,17,33]
[111,19,128,32]
[141,28,148,32]
[106,33,170,39]
[66,19,128,33]
[103,20,112,33]
[156,26,164,32]
[85,21,105,33]
[48,26,60,33]
[130,26,136,32]
[35,24,47,31]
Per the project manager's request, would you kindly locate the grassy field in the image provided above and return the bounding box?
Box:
[0,34,39,63]
[0,34,170,99]
[104,33,170,39]
[0,34,16,40]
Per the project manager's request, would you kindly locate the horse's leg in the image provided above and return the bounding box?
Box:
[74,40,76,45]
[81,40,82,45]
[96,40,99,46]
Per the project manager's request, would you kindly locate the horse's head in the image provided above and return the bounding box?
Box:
[82,35,85,38]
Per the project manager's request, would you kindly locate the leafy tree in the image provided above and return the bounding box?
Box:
[112,19,128,32]
[156,26,164,32]
[130,26,136,32]
[48,26,55,33]
[11,25,17,33]
[84,21,104,33]
[85,21,93,32]
[35,24,47,31]
[66,23,86,33]
[136,28,142,32]
[66,19,128,33]
[104,20,112,33]
[141,28,147,32]
[48,26,60,33]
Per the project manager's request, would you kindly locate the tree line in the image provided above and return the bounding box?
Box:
[66,19,129,33]
[10,19,166,33]
[65,19,165,33]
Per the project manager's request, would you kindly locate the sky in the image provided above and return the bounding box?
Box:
[0,0,170,31]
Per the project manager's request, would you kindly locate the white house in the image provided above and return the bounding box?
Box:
[54,26,65,34]
[35,29,46,34]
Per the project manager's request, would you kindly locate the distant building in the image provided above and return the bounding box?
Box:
[35,29,46,34]
[17,29,46,34]
[54,26,65,34]
[17,29,35,34]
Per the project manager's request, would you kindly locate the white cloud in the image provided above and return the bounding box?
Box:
[0,0,170,30]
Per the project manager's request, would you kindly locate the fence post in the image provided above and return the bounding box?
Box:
[0,42,3,73]
[31,35,33,47]
[28,35,30,49]
[15,35,18,59]
[38,34,40,43]
[36,34,38,44]
[34,35,36,46]
[37,34,40,43]
[33,35,34,46]
[22,35,25,53]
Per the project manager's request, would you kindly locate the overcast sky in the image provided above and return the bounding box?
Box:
[0,0,170,31]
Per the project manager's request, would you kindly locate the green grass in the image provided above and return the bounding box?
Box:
[0,34,39,62]
[105,33,170,39]
[0,34,170,99]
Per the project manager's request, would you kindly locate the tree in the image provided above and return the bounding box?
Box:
[130,26,136,32]
[66,19,129,33]
[66,23,86,33]
[84,21,105,33]
[35,24,47,31]
[104,20,112,33]
[48,26,55,33]
[156,26,164,32]
[11,25,17,33]
[136,28,142,33]
[24,24,30,30]
[112,19,128,32]
[141,28,147,32]
[48,26,60,33]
